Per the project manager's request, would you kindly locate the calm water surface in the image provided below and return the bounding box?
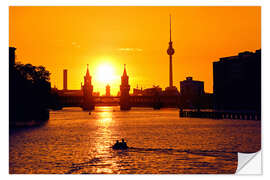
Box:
[9,107,261,174]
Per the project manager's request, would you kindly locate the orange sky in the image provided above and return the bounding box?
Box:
[9,6,261,95]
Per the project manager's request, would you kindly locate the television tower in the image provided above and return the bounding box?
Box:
[167,15,175,87]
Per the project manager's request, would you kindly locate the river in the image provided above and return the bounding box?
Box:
[9,106,261,174]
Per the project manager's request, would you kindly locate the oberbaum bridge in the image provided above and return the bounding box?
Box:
[58,15,180,111]
[59,63,180,111]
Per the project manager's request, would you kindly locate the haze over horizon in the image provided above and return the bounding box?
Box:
[9,6,261,95]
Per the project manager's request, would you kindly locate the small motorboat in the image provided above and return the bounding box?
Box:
[112,139,128,150]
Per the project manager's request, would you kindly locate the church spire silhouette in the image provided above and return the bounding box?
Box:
[123,64,127,76]
[86,64,90,78]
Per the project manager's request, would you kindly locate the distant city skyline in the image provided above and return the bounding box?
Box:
[9,6,261,95]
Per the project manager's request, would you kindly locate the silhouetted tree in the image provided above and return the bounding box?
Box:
[15,63,50,83]
[10,60,51,126]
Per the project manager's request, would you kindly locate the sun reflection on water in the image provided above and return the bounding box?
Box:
[93,106,119,173]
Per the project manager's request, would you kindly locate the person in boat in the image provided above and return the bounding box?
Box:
[113,139,128,149]
[113,140,120,148]
[121,138,127,147]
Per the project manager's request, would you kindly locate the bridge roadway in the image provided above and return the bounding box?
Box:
[58,95,179,108]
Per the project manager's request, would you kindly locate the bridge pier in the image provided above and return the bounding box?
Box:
[82,98,95,111]
[153,95,162,110]
[120,96,131,110]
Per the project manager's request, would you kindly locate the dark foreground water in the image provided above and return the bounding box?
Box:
[9,107,261,174]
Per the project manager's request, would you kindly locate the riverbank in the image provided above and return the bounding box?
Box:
[179,110,261,120]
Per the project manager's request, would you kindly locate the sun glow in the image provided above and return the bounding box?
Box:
[96,63,116,84]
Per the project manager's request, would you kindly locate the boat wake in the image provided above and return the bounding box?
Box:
[127,147,238,155]
[65,147,239,174]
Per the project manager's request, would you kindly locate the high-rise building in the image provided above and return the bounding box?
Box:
[213,49,261,111]
[63,69,67,91]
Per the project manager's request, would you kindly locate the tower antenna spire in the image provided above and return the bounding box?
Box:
[170,14,172,42]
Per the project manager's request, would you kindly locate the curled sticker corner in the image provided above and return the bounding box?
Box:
[236,150,262,174]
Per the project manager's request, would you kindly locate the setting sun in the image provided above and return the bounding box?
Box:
[96,63,115,84]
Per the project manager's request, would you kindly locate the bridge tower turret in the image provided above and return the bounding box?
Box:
[120,64,131,110]
[82,64,95,110]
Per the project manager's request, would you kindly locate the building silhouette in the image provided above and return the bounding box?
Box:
[180,77,205,109]
[9,47,16,67]
[132,87,143,96]
[142,86,162,96]
[180,77,204,97]
[63,69,67,91]
[120,64,131,110]
[81,64,95,110]
[106,84,110,97]
[213,49,261,111]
